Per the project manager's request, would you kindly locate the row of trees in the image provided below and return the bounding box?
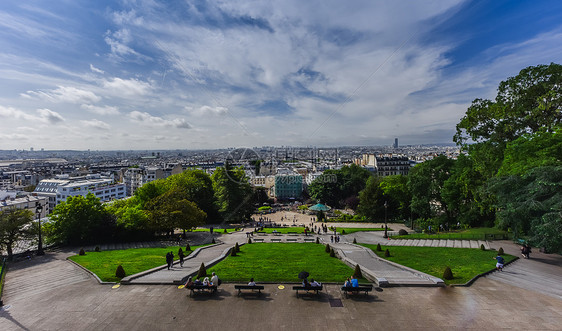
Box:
[44,164,255,245]
[308,63,562,252]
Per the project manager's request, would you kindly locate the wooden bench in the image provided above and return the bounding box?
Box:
[340,284,373,298]
[186,285,218,297]
[234,285,265,296]
[293,285,323,297]
[253,238,265,242]
[271,239,282,242]
[303,238,315,242]
[286,238,298,242]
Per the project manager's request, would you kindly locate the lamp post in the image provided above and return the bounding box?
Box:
[36,203,44,256]
[384,201,388,238]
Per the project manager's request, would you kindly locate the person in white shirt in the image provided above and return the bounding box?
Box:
[211,272,219,286]
[248,278,256,286]
[310,279,321,287]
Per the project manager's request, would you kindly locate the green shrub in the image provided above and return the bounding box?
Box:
[224,228,228,233]
[443,266,453,280]
[248,238,252,244]
[341,229,346,235]
[353,238,357,244]
[330,248,336,257]
[384,249,390,257]
[95,246,100,252]
[325,244,331,253]
[353,264,363,279]
[235,242,240,252]
[398,229,408,236]
[79,248,85,256]
[316,237,320,244]
[212,238,216,244]
[498,247,504,255]
[115,265,126,278]
[197,263,207,278]
[480,244,485,251]
[376,243,382,251]
[230,247,237,256]
[186,243,191,251]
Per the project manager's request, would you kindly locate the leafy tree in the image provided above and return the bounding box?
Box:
[379,175,411,220]
[309,165,371,208]
[45,193,114,245]
[134,180,166,208]
[0,208,34,260]
[357,176,385,221]
[454,63,562,177]
[211,163,254,223]
[145,189,206,233]
[407,155,455,222]
[308,169,340,207]
[488,166,562,252]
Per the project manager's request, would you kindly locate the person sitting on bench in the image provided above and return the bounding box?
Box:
[302,279,310,287]
[203,277,211,286]
[184,276,194,287]
[194,278,203,285]
[310,279,321,287]
[344,277,352,287]
[351,276,359,287]
[248,278,256,286]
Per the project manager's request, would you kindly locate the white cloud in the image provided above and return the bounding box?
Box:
[128,111,191,129]
[81,104,120,115]
[80,119,111,130]
[186,105,228,117]
[90,64,104,74]
[103,78,152,97]
[21,86,101,104]
[37,108,65,123]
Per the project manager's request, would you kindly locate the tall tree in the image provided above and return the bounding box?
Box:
[211,163,254,223]
[357,176,385,221]
[379,175,411,221]
[145,189,206,233]
[0,208,34,260]
[165,169,219,222]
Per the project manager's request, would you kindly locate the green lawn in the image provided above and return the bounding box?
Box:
[191,228,237,233]
[208,243,364,283]
[390,227,510,240]
[361,244,516,285]
[69,245,206,282]
[337,227,387,234]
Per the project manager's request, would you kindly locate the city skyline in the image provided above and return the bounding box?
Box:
[1,1,562,150]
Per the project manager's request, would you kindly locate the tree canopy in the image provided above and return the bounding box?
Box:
[0,208,34,259]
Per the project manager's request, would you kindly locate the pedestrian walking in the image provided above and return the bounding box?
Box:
[179,250,185,267]
[493,253,505,271]
[166,252,172,270]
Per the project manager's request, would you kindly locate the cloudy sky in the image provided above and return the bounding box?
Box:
[1,0,562,150]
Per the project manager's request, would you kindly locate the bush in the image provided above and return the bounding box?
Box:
[212,238,216,244]
[443,266,453,280]
[186,243,191,251]
[498,247,504,255]
[353,238,357,244]
[95,246,100,252]
[384,249,390,257]
[224,228,228,233]
[480,244,485,251]
[230,247,237,256]
[341,229,346,235]
[235,242,240,252]
[330,248,336,257]
[353,264,363,279]
[398,229,408,236]
[79,248,85,256]
[316,237,320,244]
[197,263,207,278]
[115,265,126,278]
[325,244,331,253]
[248,238,252,244]
[376,243,382,251]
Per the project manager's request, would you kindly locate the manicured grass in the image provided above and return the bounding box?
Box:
[191,228,238,233]
[208,243,364,283]
[69,245,206,282]
[361,244,516,285]
[336,227,387,234]
[390,227,510,240]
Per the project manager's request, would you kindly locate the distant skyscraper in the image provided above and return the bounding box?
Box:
[394,138,398,149]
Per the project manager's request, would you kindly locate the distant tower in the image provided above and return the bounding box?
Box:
[394,138,398,149]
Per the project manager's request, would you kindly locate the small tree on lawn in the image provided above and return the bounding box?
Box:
[384,249,390,257]
[230,247,237,256]
[197,262,207,278]
[330,248,336,257]
[325,244,331,253]
[376,243,382,251]
[116,265,126,278]
[186,243,191,251]
[443,266,453,280]
[235,242,240,252]
[353,264,363,279]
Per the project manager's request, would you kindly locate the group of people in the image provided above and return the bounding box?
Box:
[302,278,321,287]
[184,272,220,288]
[330,235,341,243]
[344,276,359,287]
[166,250,186,269]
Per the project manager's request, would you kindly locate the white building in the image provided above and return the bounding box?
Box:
[0,195,48,219]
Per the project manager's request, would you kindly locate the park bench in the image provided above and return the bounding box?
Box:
[293,285,323,298]
[271,239,282,242]
[340,284,373,298]
[286,238,298,242]
[234,284,265,296]
[303,238,315,242]
[253,238,265,242]
[186,285,218,297]
[272,231,282,236]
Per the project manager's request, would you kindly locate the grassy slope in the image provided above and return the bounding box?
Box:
[361,244,516,285]
[208,243,363,283]
[69,245,206,282]
[390,227,509,240]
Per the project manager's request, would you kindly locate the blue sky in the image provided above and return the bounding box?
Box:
[1,0,561,150]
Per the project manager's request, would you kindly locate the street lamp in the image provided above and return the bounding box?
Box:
[383,201,388,238]
[36,203,44,256]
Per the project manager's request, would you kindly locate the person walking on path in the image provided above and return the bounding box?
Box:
[178,249,185,267]
[166,252,172,270]
[494,253,505,271]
